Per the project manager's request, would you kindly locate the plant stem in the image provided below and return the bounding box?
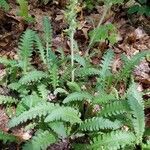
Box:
[71,30,75,82]
[85,5,110,56]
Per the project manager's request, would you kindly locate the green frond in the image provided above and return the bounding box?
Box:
[120,50,149,80]
[0,0,9,11]
[0,95,18,105]
[42,16,52,48]
[19,70,48,85]
[35,34,46,64]
[0,57,17,67]
[121,54,129,66]
[91,131,135,150]
[67,81,81,92]
[8,102,57,128]
[45,107,81,124]
[75,67,100,77]
[79,117,122,131]
[50,64,59,89]
[99,49,114,78]
[63,92,93,104]
[37,84,49,100]
[16,94,42,116]
[93,93,116,104]
[23,130,56,150]
[99,100,130,117]
[73,54,86,67]
[54,88,68,95]
[48,122,68,138]
[142,140,150,150]
[24,122,37,131]
[8,82,29,96]
[127,83,145,143]
[8,82,21,91]
[18,29,35,73]
[0,130,16,143]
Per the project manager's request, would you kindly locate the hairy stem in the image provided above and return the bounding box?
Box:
[71,30,75,82]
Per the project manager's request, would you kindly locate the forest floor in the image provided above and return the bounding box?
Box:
[0,0,150,149]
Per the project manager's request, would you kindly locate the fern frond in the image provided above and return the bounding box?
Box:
[0,130,16,143]
[0,57,17,67]
[18,29,35,73]
[91,131,135,150]
[16,94,42,116]
[45,107,81,124]
[8,102,57,128]
[99,100,130,117]
[48,122,68,138]
[120,51,149,80]
[93,93,116,104]
[42,16,53,68]
[54,88,68,95]
[23,130,56,150]
[19,70,48,85]
[63,92,93,104]
[127,83,145,143]
[43,16,52,48]
[37,84,49,100]
[0,0,9,11]
[79,117,122,131]
[142,140,150,150]
[67,81,81,92]
[35,34,46,64]
[8,82,21,91]
[50,64,59,89]
[99,49,114,78]
[75,67,100,77]
[73,54,86,67]
[0,95,18,105]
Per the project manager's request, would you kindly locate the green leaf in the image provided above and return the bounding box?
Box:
[120,50,149,80]
[99,49,114,78]
[0,95,18,105]
[89,24,117,45]
[75,68,100,77]
[91,131,135,150]
[8,102,57,128]
[18,29,35,73]
[19,70,48,85]
[49,122,68,138]
[128,5,140,14]
[67,81,81,92]
[0,130,16,143]
[63,92,93,103]
[99,100,130,117]
[127,83,145,143]
[73,54,86,67]
[23,130,56,150]
[0,57,17,67]
[79,117,122,131]
[45,107,81,124]
[0,0,9,11]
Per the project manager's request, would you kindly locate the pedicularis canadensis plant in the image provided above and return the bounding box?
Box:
[0,1,150,150]
[65,0,78,82]
[0,15,149,149]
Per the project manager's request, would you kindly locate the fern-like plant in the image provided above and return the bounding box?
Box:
[0,0,9,11]
[0,130,16,143]
[0,8,149,149]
